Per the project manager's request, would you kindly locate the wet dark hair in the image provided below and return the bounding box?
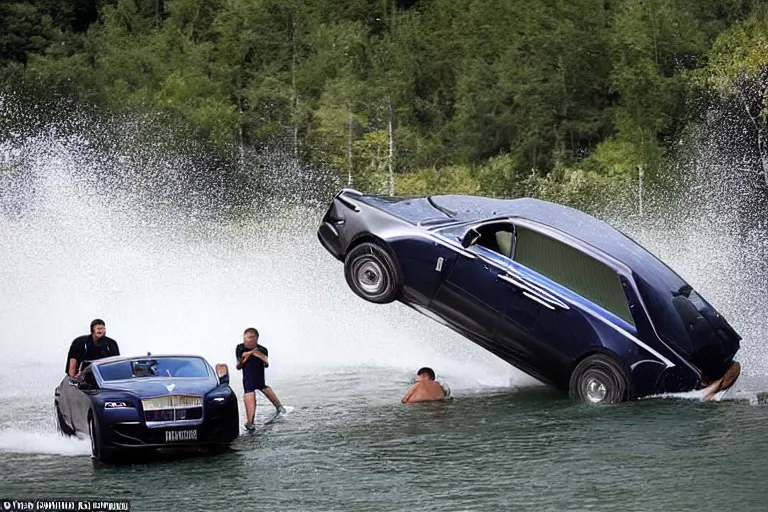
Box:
[417,367,435,380]
[243,327,259,338]
[90,319,105,332]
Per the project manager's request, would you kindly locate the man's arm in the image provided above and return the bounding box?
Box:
[235,345,253,370]
[236,352,251,370]
[401,384,417,404]
[251,349,269,367]
[68,358,78,378]
[67,339,82,378]
[236,353,251,370]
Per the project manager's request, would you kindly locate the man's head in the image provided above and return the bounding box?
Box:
[416,367,436,381]
[90,319,106,342]
[243,327,259,349]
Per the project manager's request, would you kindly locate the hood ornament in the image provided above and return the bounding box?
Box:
[165,383,176,393]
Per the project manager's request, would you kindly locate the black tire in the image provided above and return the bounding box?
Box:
[88,413,116,463]
[569,354,628,405]
[55,402,76,437]
[343,241,403,304]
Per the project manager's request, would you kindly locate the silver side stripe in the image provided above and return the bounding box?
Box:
[500,272,570,310]
[521,291,556,310]
[504,269,673,368]
[431,237,476,259]
[397,233,674,370]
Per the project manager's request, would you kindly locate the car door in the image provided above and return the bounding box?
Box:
[428,221,518,353]
[68,369,98,435]
[495,259,584,386]
[57,376,80,429]
[497,225,635,387]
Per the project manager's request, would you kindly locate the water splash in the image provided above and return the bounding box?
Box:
[0,429,91,456]
[600,105,768,379]
[0,100,526,409]
[1,94,765,411]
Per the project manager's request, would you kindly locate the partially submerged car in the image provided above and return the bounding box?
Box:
[317,188,742,404]
[55,355,239,462]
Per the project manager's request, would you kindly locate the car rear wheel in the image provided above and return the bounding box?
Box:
[344,242,403,304]
[569,354,628,405]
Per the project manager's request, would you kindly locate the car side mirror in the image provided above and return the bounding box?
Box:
[462,228,480,248]
[77,380,92,391]
[215,363,230,386]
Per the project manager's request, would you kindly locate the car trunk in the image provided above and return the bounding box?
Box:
[353,194,455,225]
[638,279,741,382]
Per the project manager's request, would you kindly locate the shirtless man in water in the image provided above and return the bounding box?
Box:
[402,367,446,404]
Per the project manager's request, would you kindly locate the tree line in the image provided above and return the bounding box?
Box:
[1,0,767,209]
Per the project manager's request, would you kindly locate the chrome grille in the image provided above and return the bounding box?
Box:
[142,395,202,423]
[142,395,202,410]
[145,408,202,422]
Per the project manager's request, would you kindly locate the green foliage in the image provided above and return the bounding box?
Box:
[702,10,768,92]
[1,0,767,207]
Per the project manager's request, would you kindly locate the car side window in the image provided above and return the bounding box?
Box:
[513,226,635,326]
[471,222,515,259]
[83,370,98,389]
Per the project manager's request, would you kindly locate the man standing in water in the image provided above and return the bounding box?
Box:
[402,367,447,404]
[236,327,286,431]
[65,318,120,377]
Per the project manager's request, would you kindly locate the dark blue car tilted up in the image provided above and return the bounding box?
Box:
[317,188,742,404]
[55,355,239,462]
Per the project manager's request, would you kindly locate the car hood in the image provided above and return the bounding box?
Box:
[100,378,216,397]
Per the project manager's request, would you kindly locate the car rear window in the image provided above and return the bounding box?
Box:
[513,227,635,326]
[98,357,210,381]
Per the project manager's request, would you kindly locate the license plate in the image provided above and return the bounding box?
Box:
[165,429,197,442]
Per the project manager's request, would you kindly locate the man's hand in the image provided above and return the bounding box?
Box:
[250,350,268,366]
[236,351,252,370]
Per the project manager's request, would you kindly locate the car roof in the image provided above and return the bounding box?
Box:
[429,195,688,293]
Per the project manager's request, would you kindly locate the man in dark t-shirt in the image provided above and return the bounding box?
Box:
[65,319,120,377]
[236,327,285,431]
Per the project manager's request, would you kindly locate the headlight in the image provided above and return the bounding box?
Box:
[206,392,231,404]
[104,401,134,409]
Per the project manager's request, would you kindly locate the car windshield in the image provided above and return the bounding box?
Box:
[97,357,210,381]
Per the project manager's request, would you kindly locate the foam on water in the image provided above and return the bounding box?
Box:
[0,429,91,456]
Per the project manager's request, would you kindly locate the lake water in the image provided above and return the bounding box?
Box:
[1,130,767,511]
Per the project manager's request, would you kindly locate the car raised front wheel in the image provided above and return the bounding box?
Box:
[569,354,628,405]
[344,242,403,304]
